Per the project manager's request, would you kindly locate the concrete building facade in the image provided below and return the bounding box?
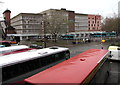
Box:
[11,13,43,34]
[75,13,88,32]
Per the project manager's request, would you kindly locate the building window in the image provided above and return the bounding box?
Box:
[23,25,26,28]
[85,34,88,37]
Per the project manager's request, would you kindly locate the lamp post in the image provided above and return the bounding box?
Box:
[41,20,46,48]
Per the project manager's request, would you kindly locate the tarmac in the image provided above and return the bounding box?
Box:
[106,60,120,84]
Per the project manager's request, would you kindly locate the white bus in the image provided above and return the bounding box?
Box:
[0,46,70,84]
[0,45,29,55]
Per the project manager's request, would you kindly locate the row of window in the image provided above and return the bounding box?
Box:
[22,25,41,29]
[88,17,100,20]
[22,15,42,20]
[75,21,100,27]
[88,24,100,27]
[88,21,100,24]
[88,27,100,30]
[22,19,42,24]
[22,29,40,33]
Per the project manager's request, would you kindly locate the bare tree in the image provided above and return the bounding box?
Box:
[43,10,70,42]
[102,16,120,34]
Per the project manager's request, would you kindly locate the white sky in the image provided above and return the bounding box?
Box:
[0,0,120,19]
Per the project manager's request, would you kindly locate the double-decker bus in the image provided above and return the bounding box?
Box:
[0,46,70,84]
[0,45,29,56]
[21,49,110,84]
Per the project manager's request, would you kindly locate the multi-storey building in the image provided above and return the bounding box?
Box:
[40,8,101,33]
[11,8,101,38]
[11,13,43,34]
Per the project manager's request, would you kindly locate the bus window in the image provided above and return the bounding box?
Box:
[81,34,84,37]
[65,51,70,60]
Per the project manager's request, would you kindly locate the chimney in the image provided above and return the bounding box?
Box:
[3,9,11,27]
[61,8,66,11]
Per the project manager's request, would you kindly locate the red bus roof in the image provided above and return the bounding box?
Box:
[24,49,108,84]
[0,41,11,43]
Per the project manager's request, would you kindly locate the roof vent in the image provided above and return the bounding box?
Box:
[49,47,58,49]
[80,58,86,61]
[38,52,48,54]
[61,8,66,10]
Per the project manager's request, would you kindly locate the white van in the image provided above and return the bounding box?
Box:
[108,46,120,60]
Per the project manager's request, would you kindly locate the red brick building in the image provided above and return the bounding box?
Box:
[88,15,101,31]
[3,9,11,27]
[3,9,16,34]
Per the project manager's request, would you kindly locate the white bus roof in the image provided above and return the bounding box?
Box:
[0,45,29,53]
[0,46,69,67]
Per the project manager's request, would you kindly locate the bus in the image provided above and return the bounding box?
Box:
[0,41,17,47]
[0,46,70,84]
[0,45,5,48]
[90,32,117,38]
[21,49,110,84]
[0,45,29,56]
[61,34,75,40]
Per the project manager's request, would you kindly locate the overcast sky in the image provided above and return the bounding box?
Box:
[0,0,120,18]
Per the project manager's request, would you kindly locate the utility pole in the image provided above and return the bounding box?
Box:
[41,20,46,48]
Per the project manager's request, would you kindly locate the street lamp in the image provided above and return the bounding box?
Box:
[41,20,46,48]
